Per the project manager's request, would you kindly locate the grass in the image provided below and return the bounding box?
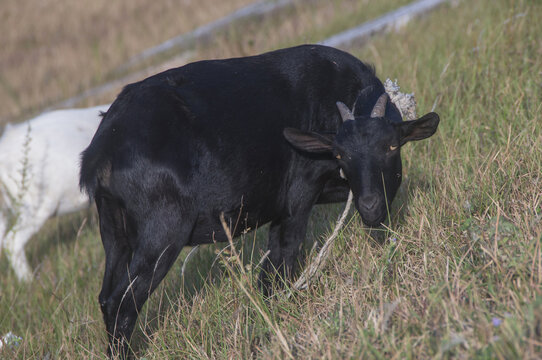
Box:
[1,0,541,358]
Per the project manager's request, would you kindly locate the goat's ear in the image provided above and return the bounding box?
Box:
[396,112,440,145]
[283,128,334,153]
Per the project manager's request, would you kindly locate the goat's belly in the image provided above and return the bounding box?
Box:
[188,208,273,246]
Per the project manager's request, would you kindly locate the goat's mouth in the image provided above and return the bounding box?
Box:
[357,208,387,228]
[353,195,388,227]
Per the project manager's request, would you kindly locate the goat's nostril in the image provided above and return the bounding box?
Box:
[360,195,378,211]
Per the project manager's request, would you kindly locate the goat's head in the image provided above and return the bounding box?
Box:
[284,93,440,227]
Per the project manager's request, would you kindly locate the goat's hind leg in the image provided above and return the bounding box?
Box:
[95,196,132,330]
[100,202,195,358]
[3,209,51,281]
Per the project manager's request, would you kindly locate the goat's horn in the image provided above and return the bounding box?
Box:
[370,93,388,118]
[336,101,355,122]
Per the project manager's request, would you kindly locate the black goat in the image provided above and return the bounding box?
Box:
[80,44,439,357]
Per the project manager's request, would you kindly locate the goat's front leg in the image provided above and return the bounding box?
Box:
[258,209,311,296]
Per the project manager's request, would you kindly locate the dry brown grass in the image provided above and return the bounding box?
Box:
[0,0,253,123]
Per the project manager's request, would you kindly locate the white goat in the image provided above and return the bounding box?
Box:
[0,105,108,281]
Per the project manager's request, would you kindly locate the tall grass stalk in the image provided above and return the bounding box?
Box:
[219,213,293,359]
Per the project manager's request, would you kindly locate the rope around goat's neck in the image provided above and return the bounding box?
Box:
[288,190,353,297]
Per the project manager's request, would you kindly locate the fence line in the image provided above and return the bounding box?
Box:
[321,0,449,48]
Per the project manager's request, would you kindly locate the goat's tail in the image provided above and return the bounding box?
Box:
[79,124,112,201]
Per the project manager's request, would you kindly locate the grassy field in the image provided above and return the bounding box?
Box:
[1,0,541,358]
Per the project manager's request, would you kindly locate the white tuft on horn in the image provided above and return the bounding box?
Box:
[336,101,355,122]
[384,78,417,120]
[370,93,388,118]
